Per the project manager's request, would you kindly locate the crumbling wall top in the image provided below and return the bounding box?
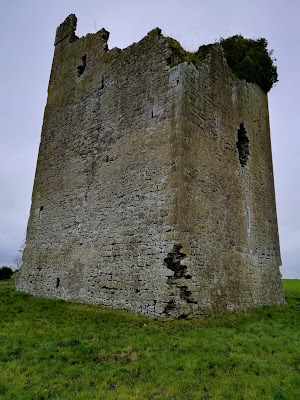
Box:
[54,14,77,46]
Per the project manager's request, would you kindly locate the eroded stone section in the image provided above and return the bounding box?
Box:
[164,244,196,318]
[236,123,250,167]
[17,14,285,318]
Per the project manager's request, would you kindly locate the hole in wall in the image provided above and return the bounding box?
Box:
[77,55,86,77]
[236,123,250,167]
[56,278,60,289]
[163,243,196,316]
[164,243,187,279]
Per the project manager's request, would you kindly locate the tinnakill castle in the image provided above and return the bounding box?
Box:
[17,15,285,318]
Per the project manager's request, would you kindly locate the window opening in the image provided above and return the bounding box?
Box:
[39,205,44,220]
[77,55,86,77]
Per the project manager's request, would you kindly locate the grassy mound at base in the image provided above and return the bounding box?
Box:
[0,279,299,399]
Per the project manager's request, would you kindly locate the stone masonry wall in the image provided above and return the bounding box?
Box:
[17,15,285,318]
[165,51,284,316]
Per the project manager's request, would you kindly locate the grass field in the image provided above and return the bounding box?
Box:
[0,279,299,400]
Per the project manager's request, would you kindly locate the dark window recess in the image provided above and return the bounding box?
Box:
[100,76,104,89]
[56,278,60,288]
[236,123,250,167]
[77,55,86,77]
[39,205,44,220]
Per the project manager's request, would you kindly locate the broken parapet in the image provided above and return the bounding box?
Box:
[54,14,77,45]
[17,15,285,318]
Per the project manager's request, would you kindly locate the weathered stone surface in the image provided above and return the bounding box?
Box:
[16,15,285,318]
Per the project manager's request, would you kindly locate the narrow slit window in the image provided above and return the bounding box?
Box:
[39,205,44,220]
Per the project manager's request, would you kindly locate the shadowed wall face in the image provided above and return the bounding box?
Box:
[16,15,285,318]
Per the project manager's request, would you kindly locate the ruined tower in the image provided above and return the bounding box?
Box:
[17,15,285,318]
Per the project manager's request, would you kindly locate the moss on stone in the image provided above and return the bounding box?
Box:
[166,37,211,68]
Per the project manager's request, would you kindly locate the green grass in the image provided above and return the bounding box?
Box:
[0,279,299,400]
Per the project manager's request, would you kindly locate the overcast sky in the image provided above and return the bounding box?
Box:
[0,0,299,278]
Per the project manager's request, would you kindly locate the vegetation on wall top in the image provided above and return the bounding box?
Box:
[166,34,278,93]
[166,37,214,68]
[166,37,203,67]
[220,35,278,92]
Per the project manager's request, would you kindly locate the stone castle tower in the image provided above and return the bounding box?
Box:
[17,15,285,318]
